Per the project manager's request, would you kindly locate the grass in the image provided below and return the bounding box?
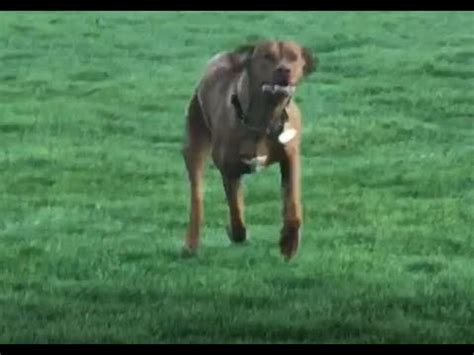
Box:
[0,11,473,344]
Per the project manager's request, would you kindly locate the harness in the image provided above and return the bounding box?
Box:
[230,91,290,140]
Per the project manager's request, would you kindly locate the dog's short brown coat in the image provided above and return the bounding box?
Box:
[182,40,316,259]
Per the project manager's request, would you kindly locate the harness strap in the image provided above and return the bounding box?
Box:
[231,91,290,138]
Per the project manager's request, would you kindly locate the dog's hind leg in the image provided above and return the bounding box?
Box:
[181,93,211,256]
[222,175,247,244]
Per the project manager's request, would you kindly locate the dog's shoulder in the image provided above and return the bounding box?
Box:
[204,51,247,76]
[196,51,244,100]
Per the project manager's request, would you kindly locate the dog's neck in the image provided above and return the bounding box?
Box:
[232,70,290,136]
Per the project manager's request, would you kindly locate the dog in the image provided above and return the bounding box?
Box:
[181,40,316,260]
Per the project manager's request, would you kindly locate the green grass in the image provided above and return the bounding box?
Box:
[0,11,473,343]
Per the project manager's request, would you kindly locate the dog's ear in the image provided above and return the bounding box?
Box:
[302,47,317,76]
[230,44,256,70]
[234,44,256,57]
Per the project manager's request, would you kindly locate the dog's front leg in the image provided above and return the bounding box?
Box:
[279,148,302,260]
[181,93,210,256]
[182,145,207,256]
[222,175,247,243]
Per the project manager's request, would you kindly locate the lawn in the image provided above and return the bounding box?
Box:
[0,11,473,343]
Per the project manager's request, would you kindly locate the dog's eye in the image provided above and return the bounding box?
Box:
[263,53,276,62]
[287,52,298,62]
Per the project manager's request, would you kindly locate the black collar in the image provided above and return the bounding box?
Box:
[231,92,290,138]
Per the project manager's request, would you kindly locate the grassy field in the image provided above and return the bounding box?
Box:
[0,11,473,344]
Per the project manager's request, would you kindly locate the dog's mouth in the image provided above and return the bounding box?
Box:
[261,83,296,96]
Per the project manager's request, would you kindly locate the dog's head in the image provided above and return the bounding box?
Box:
[233,40,317,97]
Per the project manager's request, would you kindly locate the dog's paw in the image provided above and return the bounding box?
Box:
[226,224,248,244]
[181,245,198,258]
[279,225,300,260]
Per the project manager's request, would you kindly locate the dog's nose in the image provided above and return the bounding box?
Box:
[276,65,290,75]
[275,66,291,86]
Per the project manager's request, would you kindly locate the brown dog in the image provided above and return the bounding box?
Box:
[181,40,316,259]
